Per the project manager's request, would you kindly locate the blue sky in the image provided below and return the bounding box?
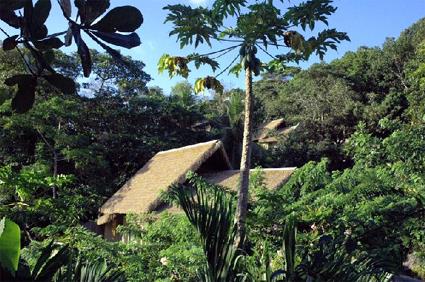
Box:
[1,0,424,94]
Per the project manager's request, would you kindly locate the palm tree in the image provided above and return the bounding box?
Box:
[161,0,349,246]
[224,89,245,168]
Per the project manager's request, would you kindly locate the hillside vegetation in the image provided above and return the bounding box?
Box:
[0,7,424,281]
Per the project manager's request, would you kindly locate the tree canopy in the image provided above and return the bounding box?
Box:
[0,1,424,280]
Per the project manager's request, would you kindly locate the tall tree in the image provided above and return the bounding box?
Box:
[160,0,349,245]
[171,81,196,108]
[89,51,151,97]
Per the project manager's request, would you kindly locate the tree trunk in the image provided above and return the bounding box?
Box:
[235,67,253,247]
[52,150,58,199]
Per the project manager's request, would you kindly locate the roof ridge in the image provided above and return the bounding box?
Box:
[156,140,219,155]
[200,168,297,175]
[262,117,284,126]
[217,168,296,172]
[252,167,296,171]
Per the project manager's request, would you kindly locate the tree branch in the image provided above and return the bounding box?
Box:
[216,38,244,43]
[211,44,240,60]
[0,27,36,75]
[216,53,240,78]
[256,43,278,60]
[191,45,241,59]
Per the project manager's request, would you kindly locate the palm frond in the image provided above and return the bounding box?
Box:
[170,172,242,282]
[55,256,125,282]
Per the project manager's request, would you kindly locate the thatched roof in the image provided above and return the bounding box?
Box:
[254,118,298,143]
[201,168,296,191]
[98,140,232,223]
[97,214,115,226]
[253,118,285,141]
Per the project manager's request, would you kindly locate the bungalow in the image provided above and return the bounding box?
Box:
[97,140,295,240]
[253,118,299,149]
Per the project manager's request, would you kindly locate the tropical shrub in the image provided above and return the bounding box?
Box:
[170,172,242,282]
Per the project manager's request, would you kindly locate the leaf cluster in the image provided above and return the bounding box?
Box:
[164,4,217,48]
[161,0,349,90]
[0,0,144,113]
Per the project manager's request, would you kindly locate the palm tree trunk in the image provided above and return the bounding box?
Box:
[235,67,253,247]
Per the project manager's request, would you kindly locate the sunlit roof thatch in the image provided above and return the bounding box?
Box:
[253,118,285,140]
[98,140,231,218]
[202,168,296,191]
[254,118,298,143]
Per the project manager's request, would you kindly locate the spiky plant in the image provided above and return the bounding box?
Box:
[56,257,125,282]
[271,216,394,282]
[1,241,70,281]
[169,172,243,282]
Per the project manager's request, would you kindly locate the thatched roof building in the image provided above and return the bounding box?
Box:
[98,140,231,222]
[253,118,299,147]
[97,140,296,240]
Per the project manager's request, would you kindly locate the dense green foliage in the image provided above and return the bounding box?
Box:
[0,2,424,280]
[248,18,425,279]
[0,49,213,229]
[160,0,350,247]
[0,47,215,280]
[253,18,425,171]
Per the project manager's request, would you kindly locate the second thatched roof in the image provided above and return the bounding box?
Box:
[254,118,299,143]
[201,168,296,191]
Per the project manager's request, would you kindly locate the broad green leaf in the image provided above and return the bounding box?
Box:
[284,0,336,31]
[169,173,240,281]
[33,243,70,281]
[229,63,242,77]
[91,31,140,49]
[4,74,33,87]
[43,73,76,94]
[74,0,110,24]
[31,24,48,40]
[33,37,64,50]
[90,6,143,33]
[163,5,216,48]
[59,0,71,17]
[212,0,247,19]
[71,25,91,77]
[33,0,51,27]
[1,35,18,51]
[187,53,219,71]
[5,74,38,113]
[0,9,21,28]
[194,78,205,94]
[11,82,37,113]
[88,32,126,64]
[0,218,21,274]
[157,54,189,78]
[0,0,27,10]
